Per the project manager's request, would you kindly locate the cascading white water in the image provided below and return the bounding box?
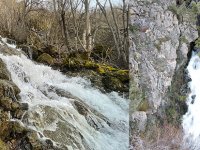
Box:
[0,39,129,149]
[182,52,200,149]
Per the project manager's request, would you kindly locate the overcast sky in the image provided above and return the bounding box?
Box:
[90,0,122,7]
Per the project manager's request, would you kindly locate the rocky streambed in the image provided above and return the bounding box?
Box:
[0,37,129,150]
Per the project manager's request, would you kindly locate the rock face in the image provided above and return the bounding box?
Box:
[0,39,55,150]
[129,0,198,147]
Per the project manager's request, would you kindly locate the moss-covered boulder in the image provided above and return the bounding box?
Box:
[42,45,59,58]
[37,53,55,65]
[61,56,129,93]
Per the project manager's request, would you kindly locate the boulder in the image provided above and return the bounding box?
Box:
[37,53,55,65]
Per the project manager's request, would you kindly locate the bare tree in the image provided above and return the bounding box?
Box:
[53,0,71,51]
[96,0,129,65]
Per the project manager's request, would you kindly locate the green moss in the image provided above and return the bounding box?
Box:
[62,56,128,92]
[85,61,99,69]
[37,53,54,65]
[97,67,106,74]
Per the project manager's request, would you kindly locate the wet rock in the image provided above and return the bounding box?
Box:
[191,95,196,104]
[17,45,33,59]
[43,121,85,150]
[18,137,32,150]
[11,121,27,134]
[85,114,104,130]
[74,101,106,130]
[37,53,55,65]
[74,101,88,116]
[191,99,195,104]
[45,139,54,148]
[11,101,20,111]
[102,76,125,92]
[26,132,43,149]
[191,95,196,100]
[0,97,12,110]
[0,121,11,140]
[20,103,29,110]
[0,59,10,80]
[0,80,20,100]
[13,109,25,119]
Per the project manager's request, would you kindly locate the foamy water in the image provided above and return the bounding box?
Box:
[182,52,200,149]
[0,38,129,150]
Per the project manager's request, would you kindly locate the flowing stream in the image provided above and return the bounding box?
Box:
[0,38,129,150]
[182,52,200,149]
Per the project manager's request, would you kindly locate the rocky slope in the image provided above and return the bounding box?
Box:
[0,41,53,149]
[0,37,129,149]
[129,0,199,148]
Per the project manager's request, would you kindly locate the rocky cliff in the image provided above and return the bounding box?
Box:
[129,0,199,149]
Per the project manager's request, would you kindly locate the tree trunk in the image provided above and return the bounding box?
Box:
[83,0,92,59]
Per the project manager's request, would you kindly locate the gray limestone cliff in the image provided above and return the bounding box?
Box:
[129,0,199,149]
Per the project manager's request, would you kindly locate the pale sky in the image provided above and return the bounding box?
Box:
[90,0,122,7]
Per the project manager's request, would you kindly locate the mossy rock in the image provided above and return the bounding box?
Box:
[63,57,84,69]
[62,56,128,93]
[30,45,40,60]
[0,80,20,99]
[26,132,43,149]
[11,121,27,134]
[0,121,10,140]
[37,53,55,65]
[0,139,9,150]
[96,67,106,74]
[0,97,12,111]
[102,76,126,92]
[84,61,99,69]
[63,57,99,70]
[0,59,10,80]
[42,45,59,58]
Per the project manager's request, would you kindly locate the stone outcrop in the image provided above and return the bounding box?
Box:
[129,0,199,148]
[0,40,56,150]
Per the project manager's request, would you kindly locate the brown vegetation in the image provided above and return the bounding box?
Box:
[0,0,129,68]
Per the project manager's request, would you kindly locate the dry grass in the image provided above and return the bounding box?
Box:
[130,123,188,150]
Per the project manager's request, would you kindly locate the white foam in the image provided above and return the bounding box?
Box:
[182,53,200,149]
[0,52,129,149]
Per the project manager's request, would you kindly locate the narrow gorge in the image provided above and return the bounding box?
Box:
[129,0,200,149]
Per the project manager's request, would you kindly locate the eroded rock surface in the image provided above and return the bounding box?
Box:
[129,0,198,148]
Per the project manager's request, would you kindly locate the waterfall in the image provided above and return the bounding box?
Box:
[182,52,200,149]
[0,39,129,149]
